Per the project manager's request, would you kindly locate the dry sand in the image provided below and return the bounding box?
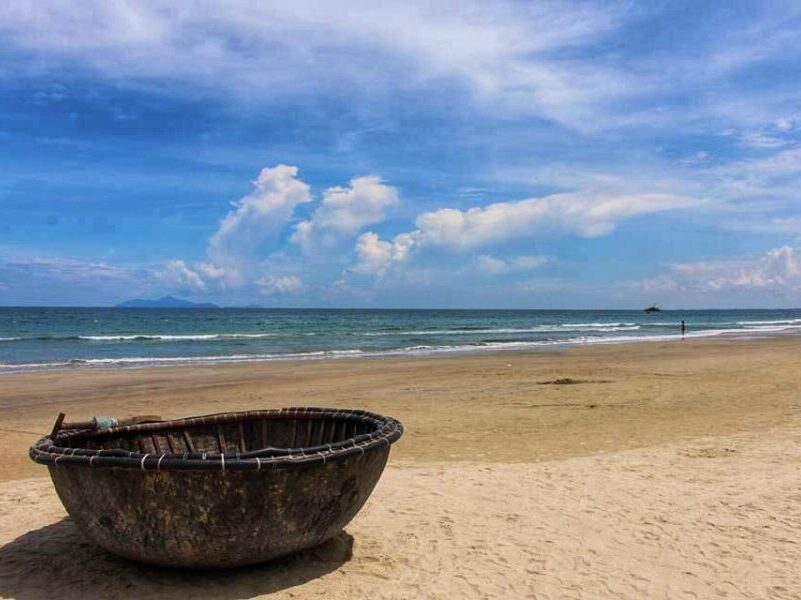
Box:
[1,335,800,598]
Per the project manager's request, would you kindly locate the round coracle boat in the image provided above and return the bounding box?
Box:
[29,407,403,568]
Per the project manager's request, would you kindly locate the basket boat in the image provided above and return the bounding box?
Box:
[30,407,403,568]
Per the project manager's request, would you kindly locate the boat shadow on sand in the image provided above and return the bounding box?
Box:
[0,517,354,600]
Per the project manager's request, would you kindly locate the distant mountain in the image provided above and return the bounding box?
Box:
[115,296,219,309]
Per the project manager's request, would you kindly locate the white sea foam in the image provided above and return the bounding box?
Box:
[20,320,801,346]
[0,360,76,370]
[76,349,366,364]
[559,322,637,327]
[737,319,801,326]
[367,324,641,336]
[646,319,801,331]
[0,349,364,371]
[78,333,278,341]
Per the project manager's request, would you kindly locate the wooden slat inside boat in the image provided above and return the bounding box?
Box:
[29,407,403,568]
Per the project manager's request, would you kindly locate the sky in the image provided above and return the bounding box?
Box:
[2,1,801,308]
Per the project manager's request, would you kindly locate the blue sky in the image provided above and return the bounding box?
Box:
[2,1,801,308]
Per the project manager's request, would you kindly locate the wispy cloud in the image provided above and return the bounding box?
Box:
[0,254,152,305]
[255,274,303,296]
[157,259,206,293]
[0,1,623,128]
[474,254,548,274]
[0,256,132,281]
[6,1,800,133]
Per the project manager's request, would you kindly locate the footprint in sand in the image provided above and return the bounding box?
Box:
[680,447,738,459]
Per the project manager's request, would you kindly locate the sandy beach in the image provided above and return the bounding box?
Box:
[1,335,800,598]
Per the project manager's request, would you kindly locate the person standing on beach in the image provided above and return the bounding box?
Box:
[680,320,686,339]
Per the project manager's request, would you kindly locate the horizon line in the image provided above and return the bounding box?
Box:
[1,305,800,312]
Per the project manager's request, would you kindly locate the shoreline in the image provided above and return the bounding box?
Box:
[1,324,798,376]
[0,326,795,383]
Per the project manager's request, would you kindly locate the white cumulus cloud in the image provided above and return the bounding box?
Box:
[352,232,393,275]
[642,246,801,294]
[206,164,311,283]
[354,191,700,274]
[292,175,398,254]
[165,167,399,295]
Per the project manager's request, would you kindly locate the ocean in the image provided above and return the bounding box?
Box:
[1,307,799,372]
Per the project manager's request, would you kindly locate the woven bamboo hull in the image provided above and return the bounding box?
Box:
[31,408,403,568]
[48,447,389,568]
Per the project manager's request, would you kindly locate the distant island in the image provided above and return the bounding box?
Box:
[115,295,219,309]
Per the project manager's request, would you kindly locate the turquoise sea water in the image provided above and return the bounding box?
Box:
[1,307,800,372]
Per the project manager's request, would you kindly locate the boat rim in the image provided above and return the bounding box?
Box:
[29,407,403,472]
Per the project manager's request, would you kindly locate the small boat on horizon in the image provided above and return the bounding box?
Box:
[644,304,661,313]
